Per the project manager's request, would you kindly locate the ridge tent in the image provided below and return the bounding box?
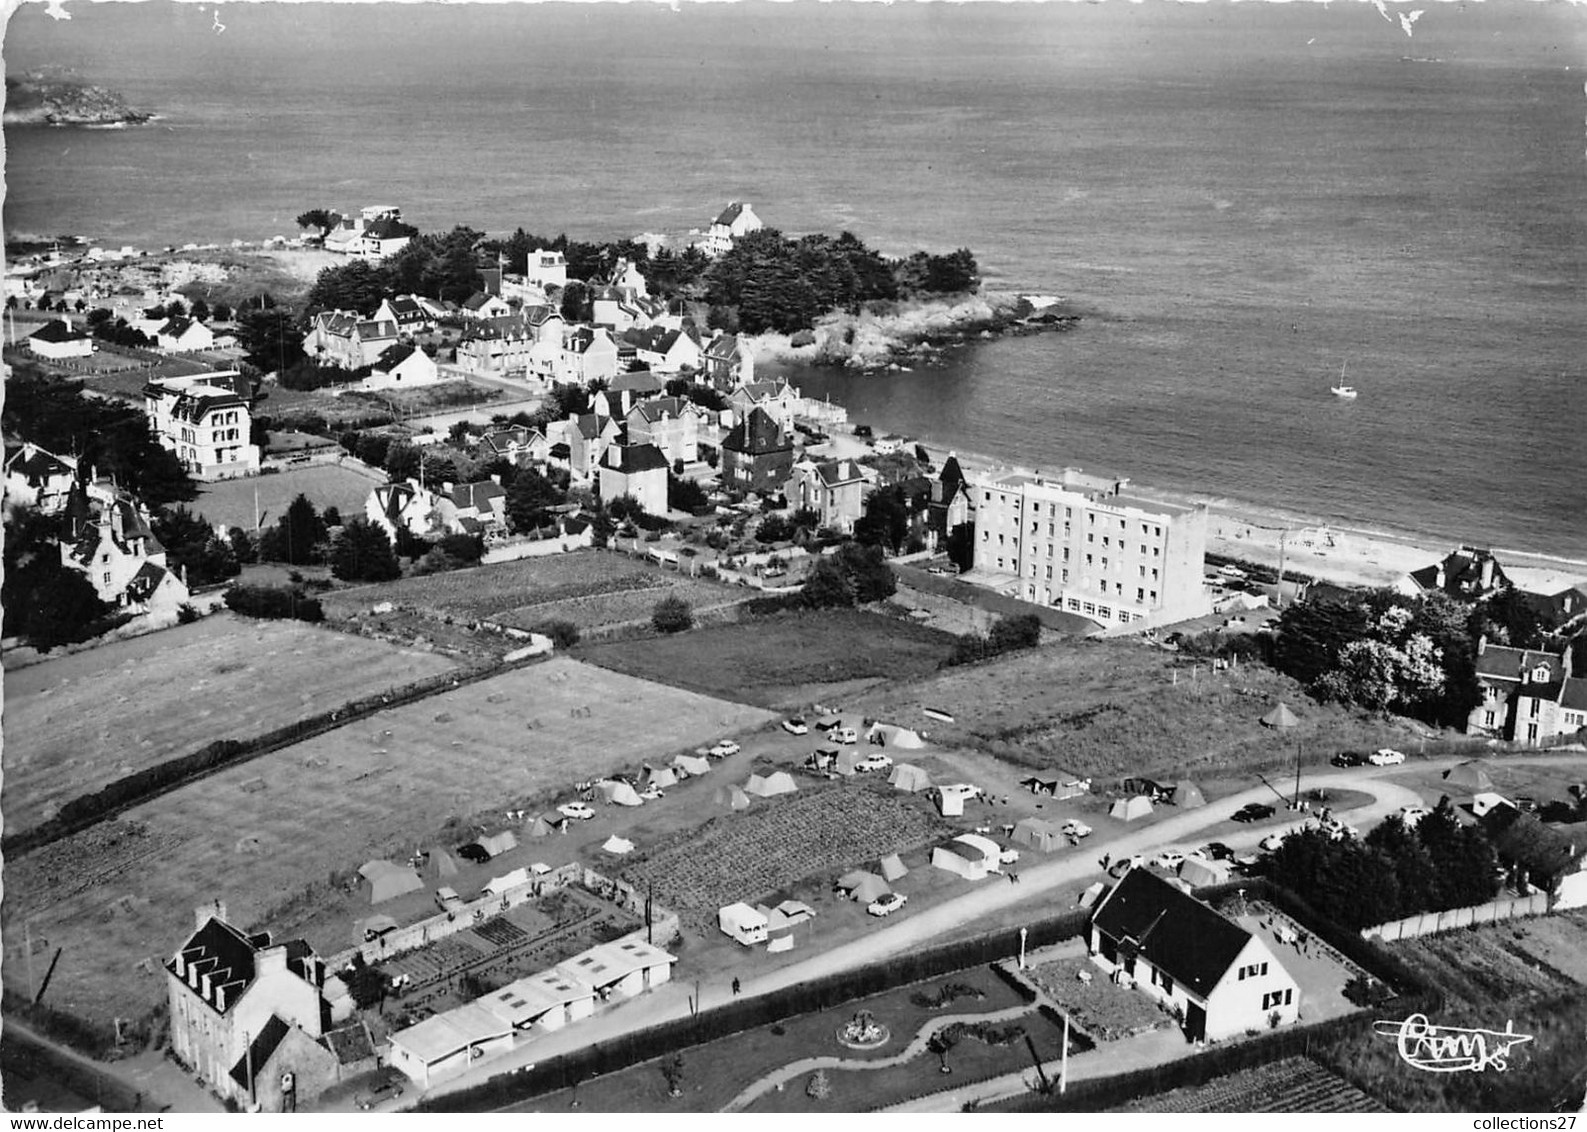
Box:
[428,849,460,879]
[356,914,399,944]
[714,784,751,810]
[745,771,797,797]
[935,788,965,817]
[835,870,872,894]
[359,860,424,905]
[524,816,553,839]
[849,874,891,904]
[888,764,932,793]
[1178,857,1231,887]
[879,853,909,882]
[1445,760,1496,792]
[867,722,925,749]
[646,766,678,789]
[479,830,519,858]
[774,899,816,925]
[672,754,711,778]
[1012,817,1066,853]
[484,868,530,897]
[1020,776,1061,797]
[1109,795,1153,822]
[601,835,635,855]
[1260,703,1299,729]
[835,750,861,776]
[1170,780,1206,809]
[597,780,645,807]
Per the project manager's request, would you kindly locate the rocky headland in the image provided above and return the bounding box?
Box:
[4,75,153,127]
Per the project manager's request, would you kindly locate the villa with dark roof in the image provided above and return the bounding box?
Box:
[360,342,442,391]
[167,902,376,1111]
[704,200,763,256]
[1089,868,1298,1042]
[598,441,670,517]
[704,332,756,390]
[156,316,216,354]
[61,477,190,619]
[143,371,259,480]
[721,406,794,495]
[4,441,80,513]
[27,317,94,359]
[303,311,400,370]
[625,397,701,466]
[785,458,870,533]
[1468,638,1586,746]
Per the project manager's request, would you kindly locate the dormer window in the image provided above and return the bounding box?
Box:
[1531,664,1552,683]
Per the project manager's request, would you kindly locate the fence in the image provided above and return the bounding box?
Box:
[481,533,592,564]
[1362,892,1551,942]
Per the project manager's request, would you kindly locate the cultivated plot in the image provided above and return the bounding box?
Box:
[190,462,384,531]
[1,614,457,833]
[1,657,776,1022]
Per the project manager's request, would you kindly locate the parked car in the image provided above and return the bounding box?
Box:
[435,886,463,911]
[782,718,809,736]
[1108,854,1146,878]
[1232,802,1276,823]
[1398,805,1431,827]
[831,726,859,745]
[867,892,908,917]
[557,801,595,821]
[1259,832,1289,852]
[1199,841,1235,861]
[457,842,491,862]
[1061,820,1093,840]
[939,783,984,802]
[1331,750,1368,767]
[1151,848,1187,871]
[356,1077,406,1111]
[1369,748,1406,766]
[640,784,665,801]
[999,847,1022,865]
[709,740,741,757]
[856,753,893,773]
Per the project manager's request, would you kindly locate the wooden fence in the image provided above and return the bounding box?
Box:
[1362,891,1552,942]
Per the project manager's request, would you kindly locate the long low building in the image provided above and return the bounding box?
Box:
[386,1002,515,1090]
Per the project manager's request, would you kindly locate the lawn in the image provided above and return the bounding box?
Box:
[0,613,458,834]
[620,784,950,932]
[0,657,776,1024]
[1113,1056,1387,1113]
[190,462,385,531]
[322,549,746,637]
[576,608,961,708]
[523,965,1034,1112]
[841,637,1426,784]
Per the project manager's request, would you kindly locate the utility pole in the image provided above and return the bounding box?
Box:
[1060,1013,1070,1094]
[1276,528,1289,606]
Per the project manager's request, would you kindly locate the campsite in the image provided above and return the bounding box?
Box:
[0,614,458,835]
[1,657,774,1023]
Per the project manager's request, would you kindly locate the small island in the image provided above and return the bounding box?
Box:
[4,74,153,128]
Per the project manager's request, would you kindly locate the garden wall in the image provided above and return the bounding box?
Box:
[1362,891,1551,942]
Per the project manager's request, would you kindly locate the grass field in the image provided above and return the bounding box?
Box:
[323,549,748,636]
[576,609,960,708]
[621,784,949,931]
[190,462,385,531]
[0,657,776,1023]
[0,614,457,834]
[840,637,1425,784]
[1114,1056,1388,1113]
[524,966,1033,1112]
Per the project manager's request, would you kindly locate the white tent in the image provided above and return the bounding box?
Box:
[714,784,752,810]
[1170,780,1207,809]
[931,844,987,882]
[953,833,1005,873]
[879,853,909,882]
[935,789,964,817]
[601,835,635,855]
[524,816,553,839]
[646,766,678,789]
[359,860,424,905]
[773,899,816,926]
[835,750,861,776]
[867,722,925,749]
[479,830,519,858]
[598,780,645,807]
[1178,857,1231,887]
[745,771,798,797]
[427,849,460,879]
[484,868,530,897]
[888,764,932,792]
[848,874,891,904]
[836,869,872,894]
[1078,882,1107,908]
[1012,817,1066,853]
[1109,795,1154,822]
[673,754,712,778]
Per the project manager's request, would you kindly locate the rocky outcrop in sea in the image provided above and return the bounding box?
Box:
[4,76,153,127]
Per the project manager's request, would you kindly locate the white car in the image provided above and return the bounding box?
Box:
[867,892,908,917]
[709,740,741,758]
[1259,832,1289,852]
[1369,748,1407,766]
[999,847,1021,865]
[557,801,595,821]
[1061,820,1093,839]
[640,784,665,801]
[1151,848,1187,871]
[856,753,893,773]
[782,719,809,736]
[1398,805,1432,827]
[831,727,859,745]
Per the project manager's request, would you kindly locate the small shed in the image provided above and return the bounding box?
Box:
[714,784,751,810]
[1471,791,1514,818]
[1078,882,1107,909]
[673,753,712,778]
[479,830,519,858]
[646,766,678,790]
[359,860,424,905]
[1170,780,1206,809]
[932,843,987,882]
[1109,795,1153,822]
[1012,817,1066,853]
[745,771,798,797]
[879,853,909,882]
[1178,857,1231,887]
[889,764,932,793]
[597,780,645,807]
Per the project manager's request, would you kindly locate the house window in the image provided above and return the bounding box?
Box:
[1150,590,1158,601]
[1062,569,1069,583]
[1102,536,1110,548]
[1484,711,1496,727]
[1530,699,1540,718]
[1098,606,1111,618]
[1140,565,1147,577]
[1119,612,1131,624]
[1085,554,1094,567]
[1154,526,1162,537]
[982,531,989,542]
[1048,522,1055,536]
[1063,548,1070,562]
[1140,544,1147,555]
[997,558,1005,570]
[103,572,112,585]
[1527,723,1539,743]
[1088,532,1094,544]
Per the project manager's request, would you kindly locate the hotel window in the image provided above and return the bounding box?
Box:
[1088,532,1094,544]
[1063,548,1070,562]
[1140,565,1147,577]
[1098,606,1111,618]
[997,557,1005,570]
[1046,566,1053,580]
[984,491,991,502]
[999,534,1005,546]
[1530,699,1540,718]
[1154,526,1161,537]
[1047,544,1054,557]
[1066,508,1072,518]
[1083,603,1095,615]
[1048,522,1055,536]
[1102,536,1110,547]
[982,531,989,542]
[1101,558,1109,570]
[1119,518,1126,529]
[1152,568,1160,580]
[1085,554,1093,566]
[1150,590,1158,601]
[1119,612,1131,624]
[1140,544,1147,555]
[1062,569,1069,583]
[1068,598,1081,611]
[1088,513,1095,525]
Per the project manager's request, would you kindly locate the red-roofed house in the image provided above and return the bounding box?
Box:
[598,442,670,517]
[1090,869,1298,1042]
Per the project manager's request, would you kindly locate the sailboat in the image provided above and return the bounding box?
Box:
[1330,361,1358,400]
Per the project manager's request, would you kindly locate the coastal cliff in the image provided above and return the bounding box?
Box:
[4,76,152,127]
[746,291,1079,371]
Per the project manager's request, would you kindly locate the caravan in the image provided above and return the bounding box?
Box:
[718,902,770,946]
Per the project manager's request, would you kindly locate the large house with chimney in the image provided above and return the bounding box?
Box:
[166,902,376,1111]
[625,398,701,466]
[143,371,260,480]
[704,201,763,257]
[61,478,190,618]
[4,442,80,514]
[303,311,400,371]
[721,407,794,496]
[1089,869,1299,1042]
[704,333,756,391]
[359,343,442,392]
[365,478,507,541]
[786,458,870,533]
[1470,640,1587,747]
[27,317,94,359]
[598,442,670,518]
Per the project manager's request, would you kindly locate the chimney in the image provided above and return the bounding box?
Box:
[442,481,455,495]
[490,473,502,486]
[1476,634,1487,657]
[1479,555,1495,591]
[1435,563,1446,590]
[256,945,289,978]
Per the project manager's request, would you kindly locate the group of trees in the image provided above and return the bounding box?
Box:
[801,543,897,609]
[1262,800,1499,930]
[1,508,127,651]
[704,229,902,334]
[948,613,1043,666]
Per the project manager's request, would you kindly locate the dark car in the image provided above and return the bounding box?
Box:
[355,1075,406,1110]
[1330,751,1368,767]
[457,842,491,863]
[1200,841,1235,861]
[1232,803,1276,823]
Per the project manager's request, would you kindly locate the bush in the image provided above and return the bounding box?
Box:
[652,595,693,634]
[536,619,581,649]
[222,584,325,623]
[176,603,202,624]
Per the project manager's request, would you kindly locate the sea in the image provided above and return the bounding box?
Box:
[6,1,1586,560]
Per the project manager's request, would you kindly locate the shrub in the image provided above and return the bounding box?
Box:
[222,584,324,623]
[176,603,202,624]
[536,619,581,649]
[652,595,693,634]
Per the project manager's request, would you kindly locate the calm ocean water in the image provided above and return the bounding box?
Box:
[6,2,1585,557]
